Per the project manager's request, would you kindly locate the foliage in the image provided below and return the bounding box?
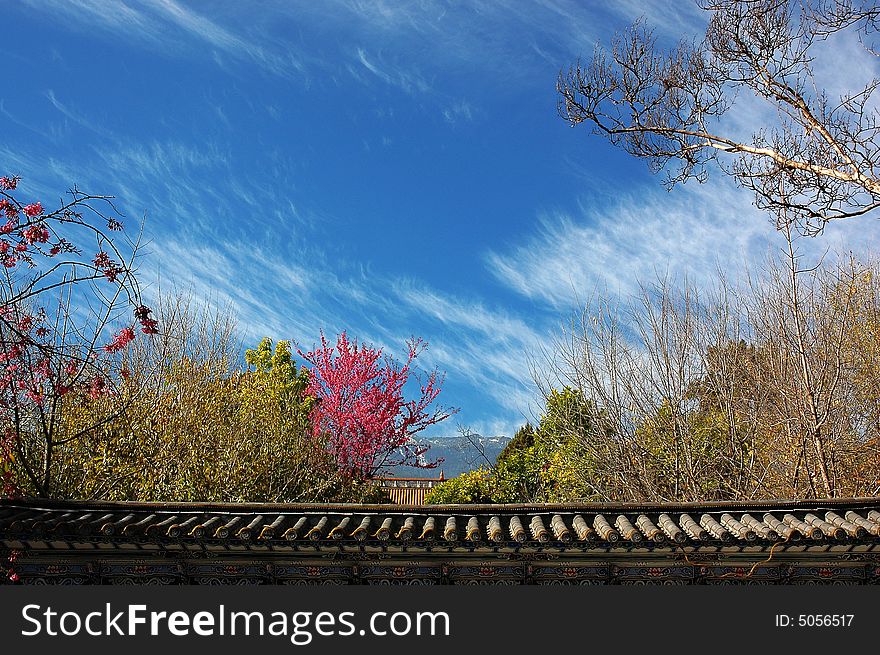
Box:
[0,176,155,498]
[11,295,357,502]
[424,467,493,504]
[489,422,547,503]
[243,337,314,428]
[1,428,13,497]
[552,0,880,499]
[299,331,456,479]
[498,422,537,458]
[634,401,734,501]
[429,389,609,504]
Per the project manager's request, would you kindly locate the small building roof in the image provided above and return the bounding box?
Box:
[375,475,445,504]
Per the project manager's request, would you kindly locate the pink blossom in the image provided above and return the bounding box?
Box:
[23,225,49,244]
[34,358,51,378]
[87,375,108,399]
[104,265,122,283]
[0,201,17,221]
[22,202,43,217]
[140,318,158,334]
[298,331,455,478]
[0,176,18,190]
[92,251,123,282]
[102,326,136,353]
[135,306,159,334]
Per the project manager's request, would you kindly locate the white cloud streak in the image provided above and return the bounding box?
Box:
[486,177,880,312]
[487,182,761,308]
[354,48,432,95]
[22,0,306,78]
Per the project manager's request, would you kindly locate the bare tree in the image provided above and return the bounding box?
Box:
[537,276,766,502]
[557,0,880,235]
[538,245,880,501]
[745,229,872,497]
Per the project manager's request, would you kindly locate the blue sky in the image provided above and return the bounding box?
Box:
[4,1,880,438]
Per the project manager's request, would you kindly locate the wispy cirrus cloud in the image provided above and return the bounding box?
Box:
[388,280,543,428]
[23,0,162,43]
[18,0,713,94]
[486,179,880,311]
[144,228,542,437]
[150,0,308,77]
[44,90,116,139]
[353,48,432,95]
[18,0,709,128]
[442,100,474,124]
[12,0,880,444]
[22,0,306,78]
[485,1,880,311]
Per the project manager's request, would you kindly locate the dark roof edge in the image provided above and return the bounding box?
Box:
[2,496,878,514]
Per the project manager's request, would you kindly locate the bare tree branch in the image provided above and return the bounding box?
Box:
[558,0,880,235]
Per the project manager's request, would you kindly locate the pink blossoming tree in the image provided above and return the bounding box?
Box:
[0,175,157,497]
[298,332,456,479]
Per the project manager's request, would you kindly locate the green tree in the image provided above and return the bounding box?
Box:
[425,467,493,504]
[17,296,359,502]
[531,387,611,502]
[244,338,313,416]
[634,400,736,501]
[429,388,611,504]
[491,423,545,503]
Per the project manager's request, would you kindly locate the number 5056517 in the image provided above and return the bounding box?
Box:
[798,614,853,627]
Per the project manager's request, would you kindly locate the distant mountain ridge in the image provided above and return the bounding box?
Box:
[387,434,511,478]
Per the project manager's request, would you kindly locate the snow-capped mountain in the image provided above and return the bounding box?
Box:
[387,434,512,478]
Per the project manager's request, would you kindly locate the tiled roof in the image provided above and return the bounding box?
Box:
[3,497,879,549]
[3,498,879,584]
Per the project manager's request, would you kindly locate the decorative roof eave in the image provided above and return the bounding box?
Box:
[2,497,879,554]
